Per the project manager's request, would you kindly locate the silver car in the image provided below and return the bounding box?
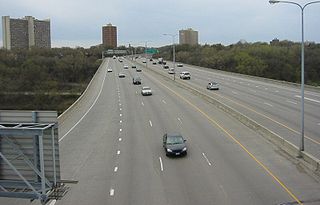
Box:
[207,82,219,90]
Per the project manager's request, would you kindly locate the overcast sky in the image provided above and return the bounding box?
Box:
[1,0,320,48]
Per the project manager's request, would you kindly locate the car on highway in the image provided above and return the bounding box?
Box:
[107,68,113,72]
[118,73,125,78]
[152,62,157,65]
[207,81,219,90]
[180,71,191,80]
[132,65,136,68]
[124,65,129,69]
[142,60,146,63]
[168,68,175,74]
[136,68,142,72]
[163,65,169,69]
[133,76,141,85]
[163,61,167,65]
[163,133,187,156]
[177,63,183,67]
[141,86,152,96]
[113,55,116,59]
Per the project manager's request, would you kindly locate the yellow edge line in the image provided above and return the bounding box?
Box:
[147,72,303,205]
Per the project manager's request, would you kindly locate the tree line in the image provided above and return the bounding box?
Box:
[155,41,320,86]
[0,46,104,113]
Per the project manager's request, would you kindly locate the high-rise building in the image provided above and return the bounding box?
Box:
[179,28,198,45]
[2,16,51,50]
[102,23,117,48]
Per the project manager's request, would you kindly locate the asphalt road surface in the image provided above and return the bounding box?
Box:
[142,59,320,159]
[1,57,319,205]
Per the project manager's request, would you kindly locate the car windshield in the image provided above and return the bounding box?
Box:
[167,136,184,145]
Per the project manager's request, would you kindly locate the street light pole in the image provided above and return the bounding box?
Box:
[163,33,177,81]
[145,41,148,69]
[269,0,320,156]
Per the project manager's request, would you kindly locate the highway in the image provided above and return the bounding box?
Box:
[1,57,319,205]
[141,58,320,159]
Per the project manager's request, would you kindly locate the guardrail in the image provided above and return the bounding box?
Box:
[132,59,320,176]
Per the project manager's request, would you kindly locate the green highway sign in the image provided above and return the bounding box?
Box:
[145,48,159,54]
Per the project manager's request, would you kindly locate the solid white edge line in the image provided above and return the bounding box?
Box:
[159,157,164,171]
[149,120,153,127]
[202,152,212,166]
[110,188,115,196]
[59,59,110,142]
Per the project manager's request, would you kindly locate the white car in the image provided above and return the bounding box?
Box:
[124,65,129,69]
[118,73,125,78]
[180,71,191,80]
[107,68,113,72]
[177,63,183,67]
[168,68,175,74]
[141,86,152,96]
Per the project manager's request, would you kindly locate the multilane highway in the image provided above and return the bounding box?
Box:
[141,59,320,159]
[1,57,319,205]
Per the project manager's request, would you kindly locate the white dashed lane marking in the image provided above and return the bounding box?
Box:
[159,157,164,171]
[295,95,320,104]
[114,167,118,172]
[264,102,273,107]
[110,189,115,196]
[286,100,297,105]
[149,120,153,127]
[202,152,212,166]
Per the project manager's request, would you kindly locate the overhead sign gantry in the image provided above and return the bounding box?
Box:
[0,110,65,204]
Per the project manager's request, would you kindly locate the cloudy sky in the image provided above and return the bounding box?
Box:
[1,0,319,48]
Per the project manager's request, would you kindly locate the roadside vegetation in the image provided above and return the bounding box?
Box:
[156,40,320,86]
[0,46,103,113]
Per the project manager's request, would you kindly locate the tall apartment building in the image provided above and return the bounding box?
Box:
[179,28,198,45]
[102,23,117,48]
[2,16,51,50]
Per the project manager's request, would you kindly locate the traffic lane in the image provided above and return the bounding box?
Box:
[146,68,320,204]
[179,61,320,102]
[182,75,320,158]
[139,68,300,204]
[129,74,233,204]
[110,69,168,205]
[56,63,121,205]
[190,71,320,121]
[116,66,233,204]
[58,58,111,138]
[147,75,296,204]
